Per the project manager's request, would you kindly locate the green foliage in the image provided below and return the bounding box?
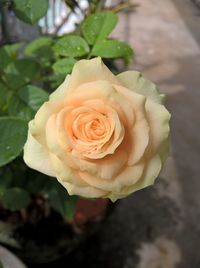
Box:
[0,83,7,114]
[52,58,77,74]
[0,117,28,166]
[0,187,30,211]
[13,0,49,24]
[91,39,133,62]
[25,37,53,59]
[0,43,21,71]
[53,35,90,57]
[82,12,118,45]
[81,11,133,62]
[45,183,77,219]
[0,46,13,70]
[4,59,39,89]
[8,85,49,121]
[0,260,3,268]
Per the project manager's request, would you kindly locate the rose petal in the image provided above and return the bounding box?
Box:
[79,161,144,192]
[117,71,165,104]
[46,113,78,170]
[145,99,171,157]
[107,154,161,201]
[30,101,65,146]
[50,155,108,198]
[50,75,70,101]
[66,57,121,95]
[23,128,55,177]
[115,85,150,165]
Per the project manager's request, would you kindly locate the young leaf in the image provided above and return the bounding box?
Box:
[13,0,48,24]
[82,12,118,45]
[9,85,49,121]
[1,187,30,211]
[53,35,89,57]
[0,117,28,166]
[52,58,77,74]
[91,39,133,62]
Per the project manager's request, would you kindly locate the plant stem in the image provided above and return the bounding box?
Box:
[0,6,10,43]
[96,0,106,12]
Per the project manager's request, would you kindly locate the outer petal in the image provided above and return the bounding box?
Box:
[30,101,65,146]
[79,161,144,193]
[117,71,165,104]
[66,57,122,95]
[50,154,108,198]
[23,128,55,177]
[108,155,162,201]
[58,180,107,198]
[50,75,70,101]
[145,99,171,157]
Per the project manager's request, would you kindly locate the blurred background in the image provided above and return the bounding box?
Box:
[0,0,200,267]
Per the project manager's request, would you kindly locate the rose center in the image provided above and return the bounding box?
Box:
[63,105,124,159]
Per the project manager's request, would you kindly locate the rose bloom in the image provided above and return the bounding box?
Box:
[24,57,170,201]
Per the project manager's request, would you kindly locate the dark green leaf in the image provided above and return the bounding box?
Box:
[82,12,118,45]
[0,47,12,70]
[92,39,133,62]
[0,117,28,166]
[1,187,30,211]
[0,83,7,109]
[4,43,22,59]
[52,58,77,74]
[0,43,22,71]
[9,85,48,121]
[0,168,13,192]
[0,260,3,268]
[53,35,89,57]
[4,59,39,89]
[45,182,77,220]
[8,94,33,121]
[25,37,53,58]
[13,0,48,24]
[25,171,49,194]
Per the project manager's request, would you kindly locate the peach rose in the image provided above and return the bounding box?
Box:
[24,57,170,201]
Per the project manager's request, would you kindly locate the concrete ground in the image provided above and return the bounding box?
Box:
[68,1,200,267]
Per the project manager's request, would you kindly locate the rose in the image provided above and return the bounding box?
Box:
[24,57,170,201]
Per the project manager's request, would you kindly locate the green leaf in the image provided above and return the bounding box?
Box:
[52,58,77,74]
[4,59,39,89]
[44,182,77,220]
[0,47,12,71]
[13,0,48,24]
[25,37,53,58]
[25,171,49,194]
[9,85,49,121]
[91,39,133,62]
[0,260,3,268]
[1,187,30,211]
[0,43,22,71]
[0,83,7,108]
[53,35,89,57]
[0,117,28,166]
[82,12,118,45]
[0,168,13,192]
